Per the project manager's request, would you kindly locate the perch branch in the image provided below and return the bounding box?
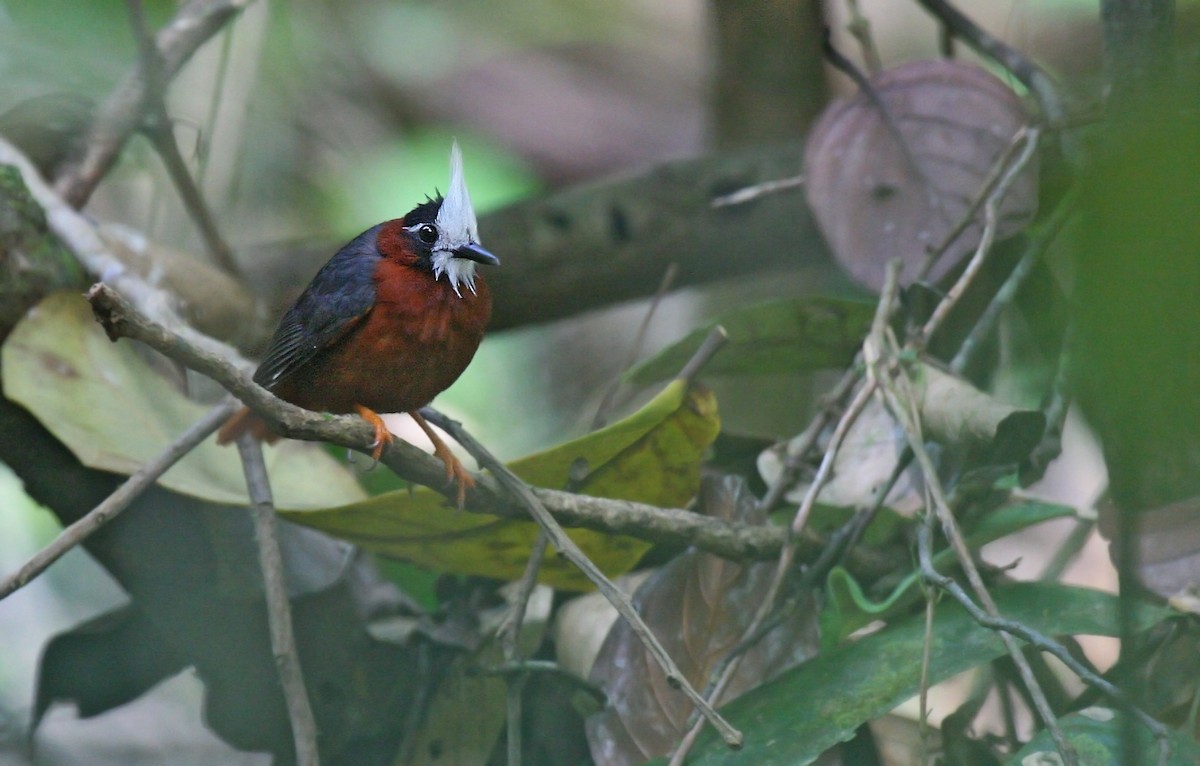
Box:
[235,434,320,766]
[0,398,238,601]
[84,283,824,566]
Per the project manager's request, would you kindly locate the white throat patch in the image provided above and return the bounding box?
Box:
[432,140,482,297]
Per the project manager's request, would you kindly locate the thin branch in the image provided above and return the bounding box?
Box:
[421,408,744,749]
[235,434,320,766]
[756,366,860,514]
[124,0,241,277]
[0,135,255,342]
[710,175,805,208]
[913,0,1067,127]
[669,265,901,765]
[84,284,815,566]
[915,127,1039,346]
[870,334,1079,765]
[844,0,883,76]
[55,0,255,208]
[917,126,1040,282]
[916,522,1172,764]
[949,189,1076,375]
[501,530,547,766]
[0,398,238,601]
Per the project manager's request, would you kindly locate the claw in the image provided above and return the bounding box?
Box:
[354,405,394,461]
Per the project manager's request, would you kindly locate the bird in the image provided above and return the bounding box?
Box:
[218,140,499,505]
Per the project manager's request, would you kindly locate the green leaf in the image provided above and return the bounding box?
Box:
[1007,709,1200,766]
[1,292,366,509]
[625,297,874,385]
[281,380,721,590]
[820,499,1077,648]
[654,583,1171,766]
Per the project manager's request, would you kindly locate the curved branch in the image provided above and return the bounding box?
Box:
[86,282,796,563]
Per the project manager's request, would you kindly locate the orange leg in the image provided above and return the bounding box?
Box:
[408,410,475,507]
[354,404,395,461]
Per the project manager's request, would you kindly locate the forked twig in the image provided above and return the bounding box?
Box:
[235,434,320,766]
[56,0,255,208]
[124,0,240,276]
[669,273,900,765]
[421,327,745,750]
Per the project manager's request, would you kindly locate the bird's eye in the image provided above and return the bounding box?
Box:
[417,224,438,245]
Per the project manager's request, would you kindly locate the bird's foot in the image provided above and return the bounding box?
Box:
[433,440,475,508]
[409,410,474,508]
[354,405,395,461]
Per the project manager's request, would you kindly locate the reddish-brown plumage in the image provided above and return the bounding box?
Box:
[217,147,498,503]
[270,228,492,417]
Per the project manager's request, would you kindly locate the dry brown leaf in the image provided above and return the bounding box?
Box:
[585,474,820,765]
[804,59,1037,290]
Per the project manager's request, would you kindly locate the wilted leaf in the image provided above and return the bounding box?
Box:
[626,297,874,385]
[1,292,366,509]
[760,395,924,517]
[587,475,820,766]
[804,59,1037,290]
[915,363,1045,465]
[1006,708,1200,766]
[650,584,1171,766]
[282,380,720,590]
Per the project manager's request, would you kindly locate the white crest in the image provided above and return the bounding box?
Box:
[431,139,483,296]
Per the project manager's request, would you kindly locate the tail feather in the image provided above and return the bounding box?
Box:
[216,407,282,445]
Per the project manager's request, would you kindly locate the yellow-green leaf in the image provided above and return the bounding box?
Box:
[1,292,366,509]
[281,380,720,590]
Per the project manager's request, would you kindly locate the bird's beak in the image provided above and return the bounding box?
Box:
[452,243,500,266]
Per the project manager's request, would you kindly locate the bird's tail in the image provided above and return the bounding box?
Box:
[216,407,282,446]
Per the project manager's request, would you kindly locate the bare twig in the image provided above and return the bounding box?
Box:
[710,175,805,208]
[83,282,846,541]
[421,407,744,749]
[235,434,320,766]
[592,263,679,429]
[676,325,729,384]
[916,127,1040,345]
[0,399,238,601]
[669,267,901,765]
[56,0,255,208]
[124,0,240,277]
[424,329,744,750]
[949,189,1076,375]
[917,126,1040,282]
[870,333,1079,765]
[913,0,1066,127]
[844,0,883,75]
[823,30,932,201]
[501,530,547,766]
[916,521,1172,764]
[757,366,860,514]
